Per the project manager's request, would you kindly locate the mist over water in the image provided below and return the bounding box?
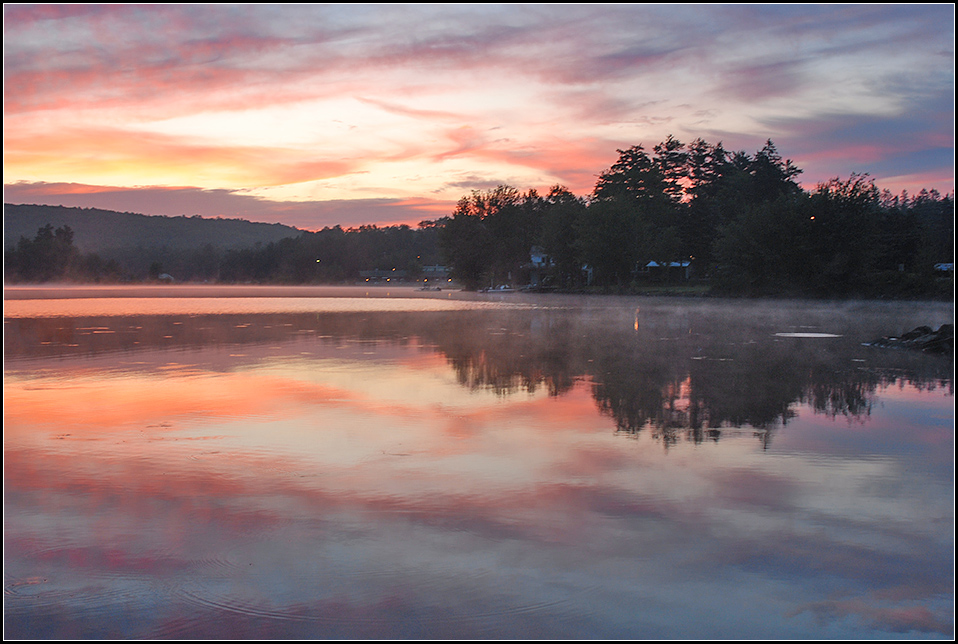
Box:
[4,286,954,639]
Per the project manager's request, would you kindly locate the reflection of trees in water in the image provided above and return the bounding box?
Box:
[802,369,874,420]
[594,321,950,447]
[7,304,952,448]
[437,310,584,398]
[430,306,953,448]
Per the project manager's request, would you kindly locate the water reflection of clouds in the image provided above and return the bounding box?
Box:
[5,429,951,636]
[256,355,549,412]
[4,299,953,638]
[7,358,949,509]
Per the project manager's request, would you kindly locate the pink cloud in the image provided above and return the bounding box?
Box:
[3,5,952,224]
[2,4,110,23]
[431,132,623,196]
[796,597,952,635]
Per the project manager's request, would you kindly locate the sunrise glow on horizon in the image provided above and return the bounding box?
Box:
[3,4,954,231]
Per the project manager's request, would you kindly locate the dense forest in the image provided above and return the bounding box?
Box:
[4,137,954,298]
[436,137,953,298]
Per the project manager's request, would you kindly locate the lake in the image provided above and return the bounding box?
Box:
[4,285,954,639]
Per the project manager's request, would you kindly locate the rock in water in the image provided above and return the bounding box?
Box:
[864,324,953,355]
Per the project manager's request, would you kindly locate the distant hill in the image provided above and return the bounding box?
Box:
[4,203,303,254]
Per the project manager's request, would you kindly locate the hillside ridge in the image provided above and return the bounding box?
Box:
[4,203,304,254]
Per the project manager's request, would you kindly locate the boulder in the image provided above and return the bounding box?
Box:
[864,324,953,355]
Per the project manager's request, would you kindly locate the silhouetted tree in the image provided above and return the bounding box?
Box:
[748,139,803,202]
[593,144,669,204]
[538,186,587,287]
[6,224,80,282]
[437,186,536,289]
[575,198,651,286]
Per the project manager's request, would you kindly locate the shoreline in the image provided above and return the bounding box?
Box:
[3,281,954,307]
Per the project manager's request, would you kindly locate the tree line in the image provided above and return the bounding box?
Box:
[4,219,446,285]
[437,137,953,297]
[4,136,953,298]
[4,224,124,283]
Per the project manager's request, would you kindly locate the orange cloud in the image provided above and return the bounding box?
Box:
[4,363,595,440]
[4,126,362,188]
[391,197,459,219]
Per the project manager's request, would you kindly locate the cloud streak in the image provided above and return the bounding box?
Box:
[3,4,953,229]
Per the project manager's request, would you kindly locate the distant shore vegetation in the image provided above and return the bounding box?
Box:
[4,137,954,299]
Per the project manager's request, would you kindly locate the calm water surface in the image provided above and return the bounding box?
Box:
[4,286,954,639]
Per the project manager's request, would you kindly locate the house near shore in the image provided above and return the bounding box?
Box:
[643,261,692,280]
[420,265,450,283]
[526,246,552,287]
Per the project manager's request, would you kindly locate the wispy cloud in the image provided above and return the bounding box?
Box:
[3,4,953,229]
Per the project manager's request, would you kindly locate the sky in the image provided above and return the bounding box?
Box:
[3,4,955,231]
